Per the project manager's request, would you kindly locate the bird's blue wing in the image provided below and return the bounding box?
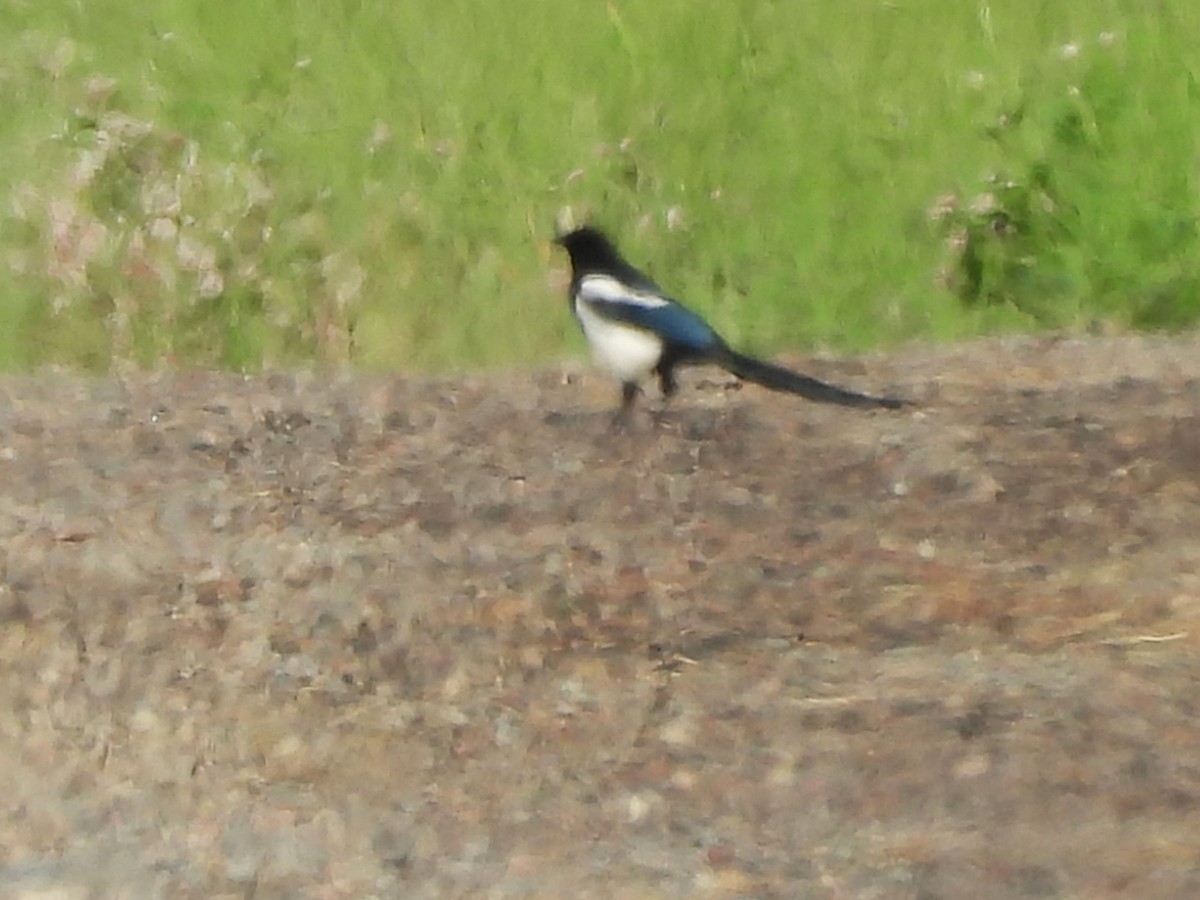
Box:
[577,274,719,352]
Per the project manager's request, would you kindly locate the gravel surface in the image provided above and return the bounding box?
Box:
[2,333,1199,898]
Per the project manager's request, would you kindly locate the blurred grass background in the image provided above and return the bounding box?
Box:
[0,0,1197,371]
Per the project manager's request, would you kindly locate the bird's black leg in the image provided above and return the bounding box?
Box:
[611,381,640,430]
[650,359,680,427]
[656,361,678,399]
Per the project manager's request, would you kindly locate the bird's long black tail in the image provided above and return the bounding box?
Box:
[715,348,907,410]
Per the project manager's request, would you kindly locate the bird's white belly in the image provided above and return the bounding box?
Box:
[575,301,662,383]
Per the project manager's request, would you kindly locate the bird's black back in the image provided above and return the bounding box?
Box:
[556,227,662,293]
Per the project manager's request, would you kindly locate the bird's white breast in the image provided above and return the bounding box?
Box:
[575,297,663,384]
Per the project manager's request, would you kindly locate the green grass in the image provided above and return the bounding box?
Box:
[1,1,1197,371]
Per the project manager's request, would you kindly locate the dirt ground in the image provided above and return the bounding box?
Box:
[1,332,1199,899]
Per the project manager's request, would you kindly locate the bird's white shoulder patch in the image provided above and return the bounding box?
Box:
[578,274,668,308]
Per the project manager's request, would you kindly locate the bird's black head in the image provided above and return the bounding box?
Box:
[554,226,625,275]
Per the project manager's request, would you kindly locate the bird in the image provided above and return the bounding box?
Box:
[554,226,907,425]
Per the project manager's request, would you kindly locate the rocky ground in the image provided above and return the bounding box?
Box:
[1,333,1199,899]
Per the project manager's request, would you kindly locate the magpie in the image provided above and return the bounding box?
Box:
[555,226,907,424]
